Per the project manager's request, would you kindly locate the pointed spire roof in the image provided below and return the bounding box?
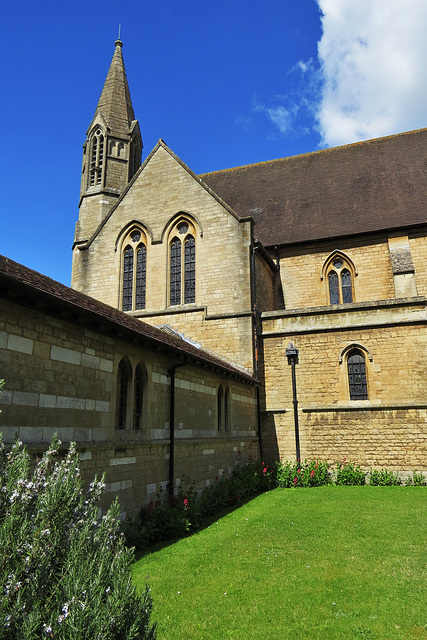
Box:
[94,40,136,134]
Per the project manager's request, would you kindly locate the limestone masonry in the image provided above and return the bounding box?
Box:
[1,40,426,513]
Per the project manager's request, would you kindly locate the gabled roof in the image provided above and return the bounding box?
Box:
[0,255,256,385]
[200,128,427,247]
[91,40,136,135]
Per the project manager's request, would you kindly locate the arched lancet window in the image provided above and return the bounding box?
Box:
[217,386,223,431]
[169,219,196,306]
[116,360,129,429]
[121,228,147,311]
[347,349,368,400]
[224,388,230,431]
[134,365,144,430]
[89,128,105,187]
[324,253,355,305]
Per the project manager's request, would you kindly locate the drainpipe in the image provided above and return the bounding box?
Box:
[250,241,263,460]
[168,361,187,498]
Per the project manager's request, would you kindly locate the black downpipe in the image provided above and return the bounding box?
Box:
[168,361,187,498]
[250,242,263,460]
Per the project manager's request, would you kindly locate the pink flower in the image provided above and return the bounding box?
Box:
[183,498,188,509]
[293,477,298,485]
[310,470,315,478]
[263,467,267,474]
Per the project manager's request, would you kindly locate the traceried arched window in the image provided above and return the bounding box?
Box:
[323,253,355,305]
[116,359,129,429]
[169,220,196,306]
[347,349,368,400]
[89,128,105,187]
[121,229,147,311]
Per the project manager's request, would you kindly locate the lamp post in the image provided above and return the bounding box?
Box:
[286,342,300,462]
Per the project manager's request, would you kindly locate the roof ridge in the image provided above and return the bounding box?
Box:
[199,128,427,178]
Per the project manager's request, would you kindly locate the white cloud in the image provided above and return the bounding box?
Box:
[316,0,427,147]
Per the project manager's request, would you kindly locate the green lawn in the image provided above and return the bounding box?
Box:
[133,486,427,639]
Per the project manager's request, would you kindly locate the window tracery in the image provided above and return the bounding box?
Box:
[322,252,356,305]
[121,228,147,311]
[169,219,196,306]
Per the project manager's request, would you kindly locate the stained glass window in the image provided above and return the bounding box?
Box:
[170,238,181,306]
[184,236,195,304]
[135,244,146,310]
[122,245,134,311]
[341,269,353,303]
[328,271,339,305]
[347,350,368,400]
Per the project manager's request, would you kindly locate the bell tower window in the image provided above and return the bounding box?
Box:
[89,128,105,187]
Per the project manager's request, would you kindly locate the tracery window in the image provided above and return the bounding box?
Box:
[325,254,355,304]
[169,220,196,306]
[89,128,105,187]
[347,350,368,400]
[121,229,147,311]
[224,387,230,431]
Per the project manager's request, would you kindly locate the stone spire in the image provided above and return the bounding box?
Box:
[74,40,143,246]
[94,39,136,136]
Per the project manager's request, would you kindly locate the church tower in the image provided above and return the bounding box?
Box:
[73,40,142,247]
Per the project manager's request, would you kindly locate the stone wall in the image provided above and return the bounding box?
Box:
[260,297,427,470]
[0,297,258,516]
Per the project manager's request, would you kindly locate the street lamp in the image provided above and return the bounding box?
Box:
[286,342,300,461]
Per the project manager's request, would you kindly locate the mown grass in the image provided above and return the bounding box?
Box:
[133,486,427,639]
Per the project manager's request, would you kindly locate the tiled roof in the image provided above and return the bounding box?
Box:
[0,255,256,384]
[200,129,427,247]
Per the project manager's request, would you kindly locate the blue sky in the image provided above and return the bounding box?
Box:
[1,0,426,285]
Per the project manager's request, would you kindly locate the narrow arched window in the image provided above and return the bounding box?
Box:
[123,245,134,311]
[89,128,104,187]
[327,257,354,304]
[116,360,129,429]
[135,244,147,310]
[224,387,230,431]
[170,238,182,306]
[169,219,196,306]
[134,365,143,430]
[121,229,147,311]
[217,386,223,431]
[347,350,368,400]
[184,235,196,303]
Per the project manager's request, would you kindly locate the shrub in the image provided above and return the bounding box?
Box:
[335,459,366,486]
[0,434,156,639]
[405,471,426,486]
[276,459,330,488]
[124,460,276,550]
[369,468,401,486]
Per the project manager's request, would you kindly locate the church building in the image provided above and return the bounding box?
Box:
[1,40,426,512]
